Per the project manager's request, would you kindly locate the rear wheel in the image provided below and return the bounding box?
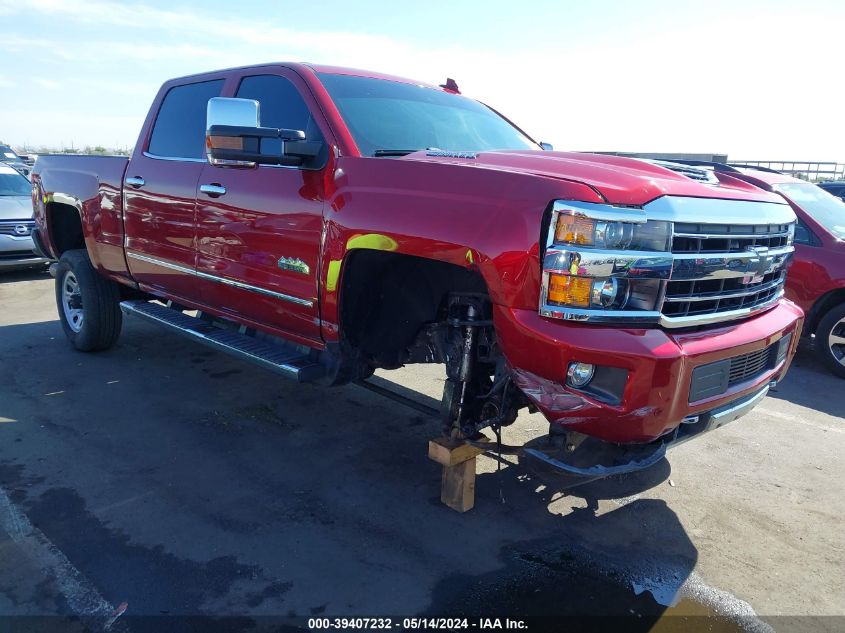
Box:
[816,303,845,378]
[55,249,123,351]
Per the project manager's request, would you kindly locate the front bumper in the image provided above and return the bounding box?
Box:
[495,299,803,443]
[0,234,49,270]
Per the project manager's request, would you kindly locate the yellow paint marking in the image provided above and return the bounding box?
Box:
[326,260,342,292]
[346,233,398,251]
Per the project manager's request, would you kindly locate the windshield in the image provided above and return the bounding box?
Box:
[0,146,19,160]
[775,183,845,240]
[0,171,31,196]
[317,73,538,156]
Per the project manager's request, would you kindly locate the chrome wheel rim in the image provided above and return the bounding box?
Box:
[829,317,845,367]
[61,271,84,333]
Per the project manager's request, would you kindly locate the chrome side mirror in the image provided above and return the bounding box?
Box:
[205,97,321,168]
[206,97,261,167]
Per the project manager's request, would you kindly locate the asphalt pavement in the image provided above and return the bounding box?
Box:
[0,270,842,632]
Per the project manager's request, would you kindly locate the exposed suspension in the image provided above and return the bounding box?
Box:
[440,294,522,438]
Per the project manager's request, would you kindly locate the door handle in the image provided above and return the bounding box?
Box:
[200,183,227,198]
[125,176,145,188]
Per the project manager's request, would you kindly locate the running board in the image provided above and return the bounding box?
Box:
[119,300,326,383]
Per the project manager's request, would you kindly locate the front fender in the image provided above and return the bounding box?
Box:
[318,156,603,341]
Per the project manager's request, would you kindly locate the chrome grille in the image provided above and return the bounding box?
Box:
[661,222,793,322]
[0,220,34,236]
[673,222,791,254]
[0,250,36,260]
[663,271,784,318]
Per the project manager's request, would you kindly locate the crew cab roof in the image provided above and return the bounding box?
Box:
[163,62,445,92]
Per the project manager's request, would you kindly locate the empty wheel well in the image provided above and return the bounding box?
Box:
[339,250,489,368]
[808,288,845,334]
[47,202,84,255]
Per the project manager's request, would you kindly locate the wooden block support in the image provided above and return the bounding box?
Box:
[428,438,486,513]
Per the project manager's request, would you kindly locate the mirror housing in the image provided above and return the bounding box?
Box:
[205,97,322,167]
[539,142,554,151]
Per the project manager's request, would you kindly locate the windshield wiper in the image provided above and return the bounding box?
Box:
[372,149,421,157]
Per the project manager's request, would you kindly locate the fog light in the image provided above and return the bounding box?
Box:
[567,362,595,387]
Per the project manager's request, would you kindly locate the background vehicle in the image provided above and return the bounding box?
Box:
[0,144,33,178]
[0,164,48,271]
[728,167,845,377]
[818,180,845,202]
[30,63,802,475]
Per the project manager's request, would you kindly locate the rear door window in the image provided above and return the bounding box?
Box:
[148,79,224,159]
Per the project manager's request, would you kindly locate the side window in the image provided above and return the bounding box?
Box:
[794,217,816,246]
[148,79,224,159]
[236,75,324,143]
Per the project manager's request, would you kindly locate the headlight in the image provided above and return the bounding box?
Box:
[541,200,674,320]
[547,273,653,310]
[554,214,672,252]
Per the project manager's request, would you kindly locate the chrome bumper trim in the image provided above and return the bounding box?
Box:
[540,290,783,329]
[710,383,770,423]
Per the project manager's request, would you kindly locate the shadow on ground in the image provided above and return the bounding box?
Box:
[767,342,843,418]
[0,318,707,630]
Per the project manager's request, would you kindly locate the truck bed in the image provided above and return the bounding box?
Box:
[33,154,130,276]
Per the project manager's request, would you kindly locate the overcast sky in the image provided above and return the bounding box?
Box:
[1,0,843,161]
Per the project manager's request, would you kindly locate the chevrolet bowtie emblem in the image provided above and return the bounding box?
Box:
[742,246,772,285]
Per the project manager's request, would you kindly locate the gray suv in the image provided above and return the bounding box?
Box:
[0,164,48,270]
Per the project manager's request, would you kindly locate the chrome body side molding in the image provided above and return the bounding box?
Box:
[126,251,314,307]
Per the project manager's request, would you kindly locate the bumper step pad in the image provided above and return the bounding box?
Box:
[120,300,326,383]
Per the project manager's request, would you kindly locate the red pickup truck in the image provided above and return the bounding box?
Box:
[31,63,803,475]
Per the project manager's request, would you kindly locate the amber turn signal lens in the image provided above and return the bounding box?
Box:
[547,274,592,307]
[208,135,243,150]
[555,215,595,245]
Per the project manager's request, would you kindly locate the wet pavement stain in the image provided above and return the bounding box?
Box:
[0,461,44,504]
[20,486,283,631]
[427,550,750,633]
[423,495,761,633]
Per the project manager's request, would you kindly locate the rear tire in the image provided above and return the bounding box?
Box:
[815,303,845,378]
[55,249,122,351]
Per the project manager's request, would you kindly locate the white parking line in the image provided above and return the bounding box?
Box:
[0,486,130,632]
[756,405,844,433]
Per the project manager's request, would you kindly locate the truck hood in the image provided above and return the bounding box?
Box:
[0,196,34,221]
[403,150,782,206]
